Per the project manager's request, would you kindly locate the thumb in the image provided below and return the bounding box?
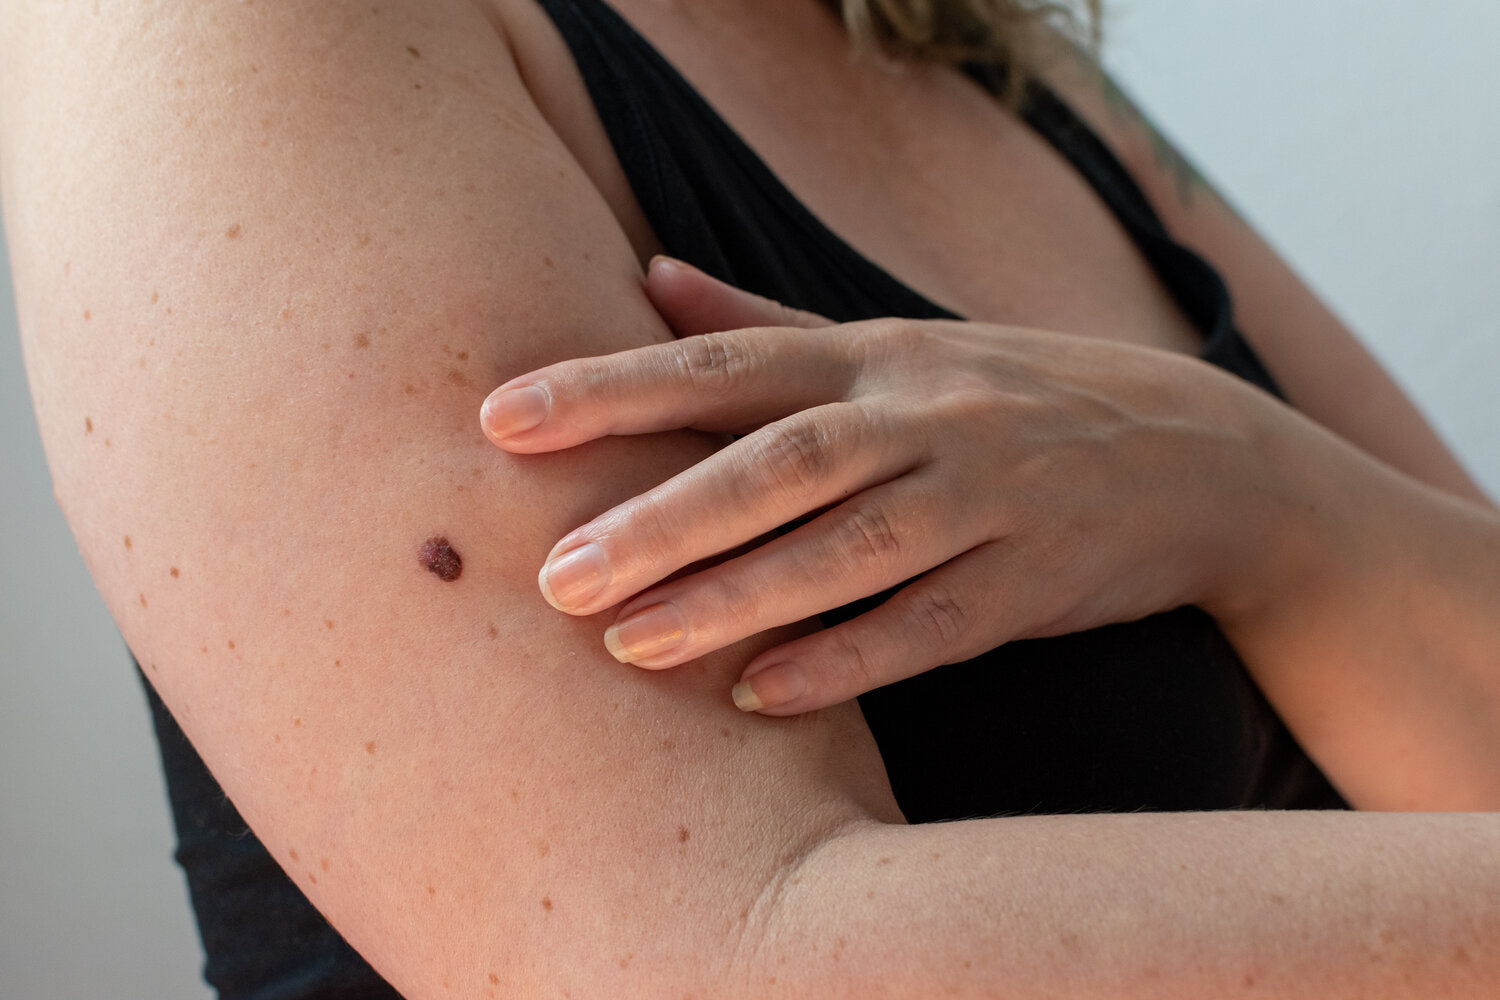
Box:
[645,256,830,338]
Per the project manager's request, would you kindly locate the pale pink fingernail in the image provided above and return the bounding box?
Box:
[538,542,611,611]
[603,602,687,665]
[732,663,806,713]
[647,254,696,276]
[481,385,549,441]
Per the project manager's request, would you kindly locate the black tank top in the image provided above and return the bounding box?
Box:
[535,0,1345,816]
[144,4,1343,997]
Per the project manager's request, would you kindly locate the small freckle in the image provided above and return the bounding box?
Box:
[406,45,421,58]
[355,333,370,349]
[413,82,422,90]
[535,839,550,858]
[64,261,71,276]
[447,369,470,388]
[456,350,469,361]
[365,741,377,755]
[333,659,342,667]
[201,646,208,654]
[170,566,180,578]
[489,973,500,985]
[124,535,132,550]
[289,849,300,862]
[427,885,436,896]
[542,255,555,268]
[149,662,158,672]
[678,826,690,843]
[139,593,148,608]
[320,857,330,871]
[150,291,159,304]
[293,717,302,727]
[308,872,317,884]
[83,309,91,321]
[487,624,499,639]
[324,619,335,630]
[541,896,553,912]
[85,417,93,433]
[661,738,676,751]
[227,639,236,650]
[419,536,463,581]
[104,438,112,447]
[226,223,241,239]
[719,727,731,738]
[274,734,281,743]
[875,856,893,867]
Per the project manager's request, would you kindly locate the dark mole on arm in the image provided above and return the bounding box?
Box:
[419,536,462,581]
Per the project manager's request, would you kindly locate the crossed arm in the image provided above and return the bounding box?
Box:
[3,1,1498,996]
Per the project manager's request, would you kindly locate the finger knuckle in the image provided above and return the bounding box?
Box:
[832,501,904,577]
[904,585,972,650]
[672,332,753,392]
[613,501,677,563]
[822,626,886,696]
[749,418,836,499]
[864,318,933,365]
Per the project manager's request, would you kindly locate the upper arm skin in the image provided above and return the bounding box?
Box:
[1040,54,1493,508]
[0,2,895,995]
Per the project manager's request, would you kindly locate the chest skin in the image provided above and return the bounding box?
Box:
[490,0,1203,354]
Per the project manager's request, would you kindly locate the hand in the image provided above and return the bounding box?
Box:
[480,258,1283,715]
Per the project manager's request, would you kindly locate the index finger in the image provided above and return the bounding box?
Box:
[479,324,867,453]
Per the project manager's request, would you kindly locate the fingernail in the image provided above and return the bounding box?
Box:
[603,602,687,664]
[481,386,549,440]
[538,542,611,611]
[647,254,695,275]
[731,663,806,713]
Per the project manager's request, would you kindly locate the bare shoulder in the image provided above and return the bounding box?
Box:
[1034,39,1489,504]
[1,2,893,995]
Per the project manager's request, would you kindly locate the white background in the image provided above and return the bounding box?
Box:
[3,2,1497,996]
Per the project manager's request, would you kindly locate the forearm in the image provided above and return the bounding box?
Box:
[760,811,1500,998]
[1209,397,1500,809]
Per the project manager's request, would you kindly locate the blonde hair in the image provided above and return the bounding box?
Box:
[827,0,1101,90]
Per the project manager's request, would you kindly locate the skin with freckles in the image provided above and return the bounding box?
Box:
[7,0,1500,996]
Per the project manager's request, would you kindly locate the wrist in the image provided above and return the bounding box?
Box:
[1191,389,1366,646]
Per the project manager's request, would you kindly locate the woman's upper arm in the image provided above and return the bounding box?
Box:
[0,2,893,995]
[1040,54,1491,506]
